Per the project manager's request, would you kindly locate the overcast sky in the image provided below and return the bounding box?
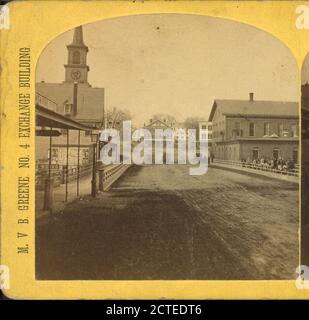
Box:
[36,14,298,126]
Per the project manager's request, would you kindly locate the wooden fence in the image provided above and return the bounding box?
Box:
[213,159,299,177]
[36,163,92,190]
[98,163,131,191]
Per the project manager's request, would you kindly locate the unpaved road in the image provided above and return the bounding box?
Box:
[36,165,299,280]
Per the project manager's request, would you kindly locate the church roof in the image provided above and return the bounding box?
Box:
[208,99,298,121]
[36,82,104,125]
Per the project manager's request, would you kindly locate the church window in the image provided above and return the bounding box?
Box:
[72,51,81,64]
[64,101,72,115]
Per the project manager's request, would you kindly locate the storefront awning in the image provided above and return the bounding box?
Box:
[36,105,94,131]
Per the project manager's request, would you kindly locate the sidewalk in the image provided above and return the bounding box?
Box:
[211,161,299,184]
[35,173,92,220]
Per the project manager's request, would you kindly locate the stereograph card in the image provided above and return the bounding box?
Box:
[0,0,309,300]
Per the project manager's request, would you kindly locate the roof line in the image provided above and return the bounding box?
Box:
[215,99,298,104]
[144,119,173,128]
[36,104,95,131]
[223,113,298,118]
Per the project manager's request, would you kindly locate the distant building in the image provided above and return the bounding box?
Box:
[36,26,105,165]
[143,119,176,151]
[208,93,299,163]
[198,120,212,149]
[143,118,175,137]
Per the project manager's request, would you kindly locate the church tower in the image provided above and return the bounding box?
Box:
[64,26,90,84]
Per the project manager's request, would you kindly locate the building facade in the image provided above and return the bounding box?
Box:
[208,93,299,163]
[198,121,212,154]
[143,118,175,137]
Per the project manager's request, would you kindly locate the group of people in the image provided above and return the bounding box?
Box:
[241,156,297,172]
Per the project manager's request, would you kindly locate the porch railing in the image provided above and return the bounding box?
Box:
[213,159,299,177]
[35,163,93,190]
[98,163,131,191]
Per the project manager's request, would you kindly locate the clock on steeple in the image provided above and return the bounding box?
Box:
[64,26,90,84]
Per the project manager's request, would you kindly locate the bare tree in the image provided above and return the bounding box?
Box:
[183,116,205,131]
[106,107,132,129]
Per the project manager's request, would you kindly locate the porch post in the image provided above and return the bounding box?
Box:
[91,143,97,197]
[77,130,80,196]
[65,128,69,201]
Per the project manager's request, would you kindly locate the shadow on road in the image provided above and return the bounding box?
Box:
[36,165,298,280]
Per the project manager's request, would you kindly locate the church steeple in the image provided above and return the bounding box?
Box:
[71,26,86,46]
[64,26,90,84]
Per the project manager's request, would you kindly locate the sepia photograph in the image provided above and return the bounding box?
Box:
[34,14,299,280]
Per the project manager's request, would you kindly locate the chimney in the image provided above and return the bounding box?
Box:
[249,92,254,101]
[72,81,78,116]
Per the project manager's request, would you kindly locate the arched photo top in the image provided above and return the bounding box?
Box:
[35,14,300,282]
[36,13,298,126]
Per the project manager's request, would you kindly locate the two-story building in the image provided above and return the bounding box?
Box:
[198,120,212,152]
[208,93,299,163]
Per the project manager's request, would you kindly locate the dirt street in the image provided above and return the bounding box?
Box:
[36,165,299,280]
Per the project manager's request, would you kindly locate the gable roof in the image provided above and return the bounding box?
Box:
[144,119,173,129]
[208,99,299,121]
[36,82,104,124]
